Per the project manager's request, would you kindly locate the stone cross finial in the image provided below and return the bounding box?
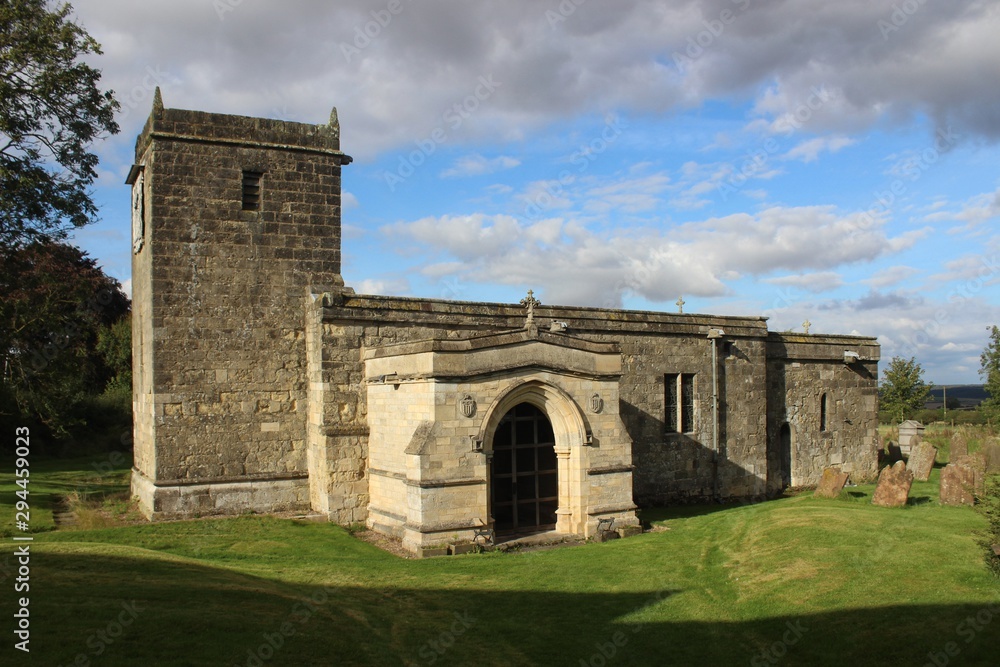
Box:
[803,319,812,334]
[676,296,685,314]
[520,289,541,326]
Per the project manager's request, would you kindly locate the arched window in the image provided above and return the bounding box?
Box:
[820,393,828,432]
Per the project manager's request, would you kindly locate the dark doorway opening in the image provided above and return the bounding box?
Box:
[779,422,792,489]
[491,403,558,534]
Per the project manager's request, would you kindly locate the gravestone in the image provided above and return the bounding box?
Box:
[872,461,913,508]
[886,441,903,464]
[983,440,1000,473]
[950,433,969,460]
[814,467,850,499]
[952,454,986,496]
[906,442,937,482]
[940,462,980,506]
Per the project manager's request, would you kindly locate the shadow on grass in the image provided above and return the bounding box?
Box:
[25,551,1000,667]
[638,496,784,525]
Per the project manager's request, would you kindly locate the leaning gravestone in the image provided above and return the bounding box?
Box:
[872,461,913,508]
[940,462,980,506]
[907,442,937,482]
[814,467,850,499]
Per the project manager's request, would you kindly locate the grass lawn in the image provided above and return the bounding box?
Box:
[2,455,999,666]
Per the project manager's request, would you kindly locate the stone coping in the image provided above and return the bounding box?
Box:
[136,101,347,159]
[364,326,620,359]
[324,293,772,338]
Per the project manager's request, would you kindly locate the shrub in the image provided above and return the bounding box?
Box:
[978,474,1000,577]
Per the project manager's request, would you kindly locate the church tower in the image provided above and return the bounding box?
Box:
[128,91,352,517]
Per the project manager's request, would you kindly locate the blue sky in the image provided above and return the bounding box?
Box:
[69,0,1000,384]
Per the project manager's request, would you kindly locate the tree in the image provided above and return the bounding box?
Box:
[95,315,131,395]
[879,356,931,423]
[0,240,129,437]
[980,325,1000,422]
[0,0,119,249]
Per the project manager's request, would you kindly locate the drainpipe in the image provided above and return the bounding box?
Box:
[707,328,725,499]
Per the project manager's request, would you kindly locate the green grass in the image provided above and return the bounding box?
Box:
[0,452,132,536]
[1,458,998,666]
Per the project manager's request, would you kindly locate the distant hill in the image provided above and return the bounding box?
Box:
[924,384,988,409]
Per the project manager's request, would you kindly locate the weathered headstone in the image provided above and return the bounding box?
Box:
[983,440,1000,473]
[940,462,980,506]
[906,442,937,482]
[814,467,850,499]
[952,453,987,496]
[872,461,913,507]
[950,433,969,460]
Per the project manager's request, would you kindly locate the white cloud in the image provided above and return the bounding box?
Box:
[783,136,856,163]
[765,293,1000,384]
[441,154,520,178]
[764,272,843,293]
[385,204,909,306]
[926,250,1000,292]
[924,187,1000,231]
[863,265,920,289]
[354,277,411,295]
[342,191,360,209]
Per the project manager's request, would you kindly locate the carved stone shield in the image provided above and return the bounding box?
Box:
[590,393,603,414]
[460,394,476,418]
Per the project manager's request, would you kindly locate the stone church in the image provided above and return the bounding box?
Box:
[127,93,880,556]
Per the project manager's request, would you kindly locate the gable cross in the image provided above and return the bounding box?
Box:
[676,296,685,314]
[803,319,812,334]
[520,289,541,326]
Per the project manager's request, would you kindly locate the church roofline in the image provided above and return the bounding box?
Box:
[326,291,774,339]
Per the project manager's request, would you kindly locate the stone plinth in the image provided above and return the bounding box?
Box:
[872,461,913,508]
[898,420,924,456]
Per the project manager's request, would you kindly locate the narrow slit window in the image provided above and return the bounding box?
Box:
[665,373,696,434]
[665,374,678,433]
[820,393,828,432]
[681,374,695,433]
[242,170,262,211]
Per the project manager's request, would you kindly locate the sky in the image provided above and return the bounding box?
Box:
[65,0,1000,384]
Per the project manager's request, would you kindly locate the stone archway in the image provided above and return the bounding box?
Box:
[478,380,590,536]
[490,402,558,534]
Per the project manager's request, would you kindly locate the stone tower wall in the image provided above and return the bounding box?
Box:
[131,99,351,518]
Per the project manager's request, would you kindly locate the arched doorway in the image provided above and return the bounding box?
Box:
[490,402,559,534]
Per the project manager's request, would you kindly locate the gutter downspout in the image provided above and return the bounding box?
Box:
[708,328,724,500]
